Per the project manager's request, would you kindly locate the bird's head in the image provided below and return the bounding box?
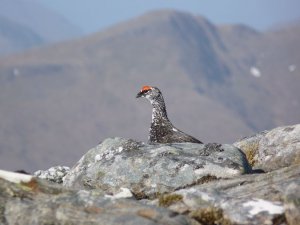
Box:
[136,85,162,103]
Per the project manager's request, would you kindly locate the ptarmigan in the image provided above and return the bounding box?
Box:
[136,85,203,144]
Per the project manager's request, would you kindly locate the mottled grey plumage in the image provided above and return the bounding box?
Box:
[136,86,203,144]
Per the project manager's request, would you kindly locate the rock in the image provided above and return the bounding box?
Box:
[234,124,300,171]
[0,172,190,225]
[154,164,300,225]
[1,124,300,225]
[234,131,267,167]
[104,187,134,200]
[34,166,70,183]
[63,137,251,198]
[0,169,33,184]
[284,182,300,225]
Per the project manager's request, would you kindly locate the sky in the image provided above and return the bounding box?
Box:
[40,0,300,34]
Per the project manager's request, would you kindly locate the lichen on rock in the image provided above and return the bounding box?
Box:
[63,137,251,198]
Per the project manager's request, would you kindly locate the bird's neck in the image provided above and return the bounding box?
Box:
[151,98,170,125]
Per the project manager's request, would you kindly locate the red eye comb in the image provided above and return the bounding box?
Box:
[141,86,152,91]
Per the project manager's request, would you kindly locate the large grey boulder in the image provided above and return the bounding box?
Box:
[63,137,251,198]
[154,164,300,225]
[0,172,190,225]
[234,124,300,171]
[284,182,300,225]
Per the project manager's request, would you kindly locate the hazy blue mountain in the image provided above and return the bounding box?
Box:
[0,0,81,55]
[0,16,44,55]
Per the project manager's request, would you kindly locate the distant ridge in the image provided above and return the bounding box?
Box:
[0,15,44,55]
[0,0,81,55]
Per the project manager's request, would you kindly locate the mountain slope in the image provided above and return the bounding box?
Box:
[0,16,44,55]
[0,10,299,172]
[0,0,81,55]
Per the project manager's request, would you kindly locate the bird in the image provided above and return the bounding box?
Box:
[136,85,203,144]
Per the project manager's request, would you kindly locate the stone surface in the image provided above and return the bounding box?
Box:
[34,165,70,183]
[234,131,267,167]
[234,124,300,171]
[155,164,300,225]
[1,124,300,225]
[63,137,251,198]
[283,182,300,225]
[0,177,190,225]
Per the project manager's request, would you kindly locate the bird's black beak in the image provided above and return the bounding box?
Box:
[136,91,143,98]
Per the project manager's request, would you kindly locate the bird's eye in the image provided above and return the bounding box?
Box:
[141,89,150,94]
[141,86,152,93]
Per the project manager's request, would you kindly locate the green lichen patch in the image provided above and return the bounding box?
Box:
[176,175,220,191]
[292,154,300,166]
[159,194,183,207]
[196,175,219,185]
[96,171,106,180]
[130,184,148,200]
[189,207,231,225]
[241,142,259,166]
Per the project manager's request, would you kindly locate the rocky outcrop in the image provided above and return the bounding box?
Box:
[234,124,300,171]
[1,124,300,225]
[154,164,299,225]
[63,138,251,198]
[0,172,189,225]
